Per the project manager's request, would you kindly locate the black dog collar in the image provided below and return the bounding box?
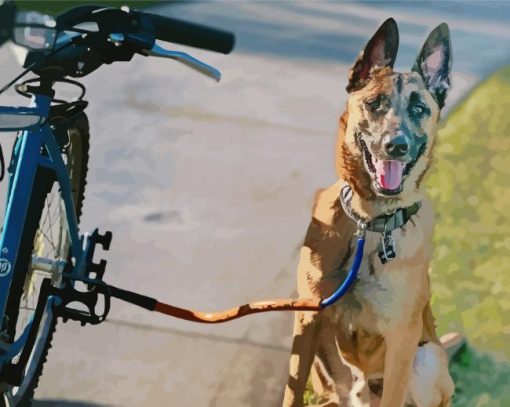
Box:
[339,184,421,234]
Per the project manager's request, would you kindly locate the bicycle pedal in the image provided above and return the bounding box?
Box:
[89,259,107,278]
[84,229,112,284]
[90,229,113,251]
[50,283,111,326]
[87,259,107,289]
[55,307,101,326]
[96,230,112,251]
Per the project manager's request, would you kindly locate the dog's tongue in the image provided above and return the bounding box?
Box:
[375,160,406,190]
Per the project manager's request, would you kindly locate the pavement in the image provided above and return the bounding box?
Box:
[0,1,509,406]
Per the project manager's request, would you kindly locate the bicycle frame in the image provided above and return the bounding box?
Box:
[0,91,85,368]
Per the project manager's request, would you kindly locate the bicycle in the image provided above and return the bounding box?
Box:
[0,4,234,405]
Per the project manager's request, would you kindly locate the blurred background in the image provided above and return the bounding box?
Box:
[1,1,509,406]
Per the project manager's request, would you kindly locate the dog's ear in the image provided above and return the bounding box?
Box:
[347,18,399,93]
[413,23,452,109]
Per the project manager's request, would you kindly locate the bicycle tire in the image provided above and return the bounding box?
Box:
[0,112,89,406]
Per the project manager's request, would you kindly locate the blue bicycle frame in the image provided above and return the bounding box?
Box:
[0,92,85,368]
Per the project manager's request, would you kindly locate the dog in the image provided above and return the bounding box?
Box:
[282,19,455,407]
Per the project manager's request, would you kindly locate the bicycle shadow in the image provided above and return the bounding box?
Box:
[33,400,111,407]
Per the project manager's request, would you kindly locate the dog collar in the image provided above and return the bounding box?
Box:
[339,184,421,234]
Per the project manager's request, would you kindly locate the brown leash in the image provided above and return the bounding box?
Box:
[106,221,369,323]
[108,285,321,324]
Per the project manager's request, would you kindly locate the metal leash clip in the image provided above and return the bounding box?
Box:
[378,221,396,264]
[355,220,367,239]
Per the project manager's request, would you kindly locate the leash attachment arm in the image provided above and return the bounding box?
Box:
[108,285,321,324]
[70,216,369,324]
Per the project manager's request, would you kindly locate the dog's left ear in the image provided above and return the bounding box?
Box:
[413,23,452,109]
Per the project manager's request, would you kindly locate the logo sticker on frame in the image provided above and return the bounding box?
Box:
[0,259,12,277]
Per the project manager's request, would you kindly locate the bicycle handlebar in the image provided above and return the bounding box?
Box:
[146,13,234,54]
[6,6,235,83]
[55,7,235,54]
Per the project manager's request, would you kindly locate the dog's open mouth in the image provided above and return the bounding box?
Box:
[359,138,423,196]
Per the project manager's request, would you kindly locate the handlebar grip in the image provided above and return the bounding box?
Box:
[146,13,235,54]
[0,1,17,46]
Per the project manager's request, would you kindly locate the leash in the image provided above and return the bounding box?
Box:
[106,221,368,323]
[103,186,420,323]
[60,184,420,325]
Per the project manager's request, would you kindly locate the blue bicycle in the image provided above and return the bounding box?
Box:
[0,4,234,405]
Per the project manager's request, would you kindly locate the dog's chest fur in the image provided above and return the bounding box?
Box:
[334,223,431,335]
[303,182,434,336]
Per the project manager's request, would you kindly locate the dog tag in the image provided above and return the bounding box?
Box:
[378,232,396,264]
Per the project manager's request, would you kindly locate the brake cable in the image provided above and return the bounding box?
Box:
[106,225,367,323]
[0,40,78,96]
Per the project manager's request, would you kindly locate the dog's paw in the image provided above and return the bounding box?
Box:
[440,332,466,361]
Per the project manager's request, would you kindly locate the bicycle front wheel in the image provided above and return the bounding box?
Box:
[0,112,89,406]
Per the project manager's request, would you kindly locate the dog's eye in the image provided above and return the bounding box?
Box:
[366,99,382,111]
[411,103,426,116]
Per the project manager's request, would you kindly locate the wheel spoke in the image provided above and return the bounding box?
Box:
[18,307,36,312]
[39,230,57,256]
[45,193,56,255]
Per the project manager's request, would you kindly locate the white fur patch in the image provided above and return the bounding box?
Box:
[409,343,454,407]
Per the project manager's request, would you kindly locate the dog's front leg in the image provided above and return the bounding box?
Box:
[282,310,321,407]
[380,321,422,407]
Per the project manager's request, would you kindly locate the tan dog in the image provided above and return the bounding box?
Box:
[283,19,455,407]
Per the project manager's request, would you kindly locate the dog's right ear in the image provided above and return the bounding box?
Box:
[347,18,399,93]
[412,23,452,110]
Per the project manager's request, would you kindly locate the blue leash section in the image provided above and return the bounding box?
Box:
[320,235,366,308]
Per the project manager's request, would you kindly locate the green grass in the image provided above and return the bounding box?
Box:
[426,65,510,405]
[428,66,510,360]
[450,343,510,406]
[14,0,164,15]
[305,66,510,405]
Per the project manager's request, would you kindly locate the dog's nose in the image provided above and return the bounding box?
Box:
[384,136,409,157]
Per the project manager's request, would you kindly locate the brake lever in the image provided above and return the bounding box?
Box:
[143,43,221,82]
